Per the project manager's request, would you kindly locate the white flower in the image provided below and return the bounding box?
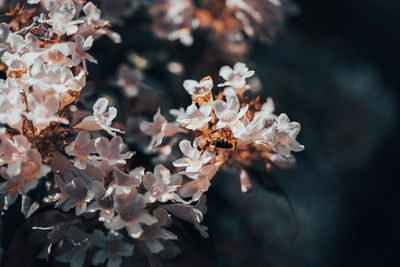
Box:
[213,94,248,137]
[142,165,182,203]
[178,163,220,201]
[218,62,255,90]
[24,93,69,133]
[176,103,213,130]
[140,109,186,150]
[266,113,304,157]
[46,0,84,36]
[173,138,213,173]
[72,35,97,72]
[183,76,213,97]
[74,98,124,136]
[0,78,26,130]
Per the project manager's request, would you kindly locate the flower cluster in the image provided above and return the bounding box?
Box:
[0,1,303,267]
[150,0,298,47]
[141,62,304,195]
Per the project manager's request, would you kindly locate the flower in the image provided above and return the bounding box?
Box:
[183,76,213,98]
[173,138,213,173]
[74,98,124,136]
[94,136,135,175]
[0,78,25,130]
[44,173,94,215]
[24,93,69,133]
[46,0,84,36]
[218,62,255,91]
[139,208,178,253]
[163,195,209,238]
[92,230,134,267]
[140,109,185,150]
[176,103,213,130]
[116,64,143,97]
[105,190,158,238]
[72,34,97,72]
[55,226,91,267]
[266,113,304,157]
[142,165,182,203]
[178,163,219,201]
[87,181,115,222]
[213,94,248,137]
[65,130,100,170]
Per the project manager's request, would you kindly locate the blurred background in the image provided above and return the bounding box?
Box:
[2,0,400,266]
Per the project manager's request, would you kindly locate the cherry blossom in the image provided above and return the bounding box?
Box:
[173,138,214,173]
[0,78,26,130]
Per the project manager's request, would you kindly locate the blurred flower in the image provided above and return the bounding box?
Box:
[65,130,99,170]
[140,109,186,150]
[139,208,177,253]
[105,190,158,238]
[116,64,143,97]
[92,230,134,267]
[44,173,94,215]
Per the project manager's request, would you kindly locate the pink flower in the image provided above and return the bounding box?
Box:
[44,173,94,215]
[139,208,178,253]
[65,130,99,170]
[173,138,214,173]
[142,165,182,203]
[72,35,97,72]
[116,64,143,97]
[140,109,185,150]
[105,190,158,238]
[94,136,135,175]
[74,98,124,136]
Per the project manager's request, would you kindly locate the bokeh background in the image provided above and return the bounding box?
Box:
[3,0,400,266]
